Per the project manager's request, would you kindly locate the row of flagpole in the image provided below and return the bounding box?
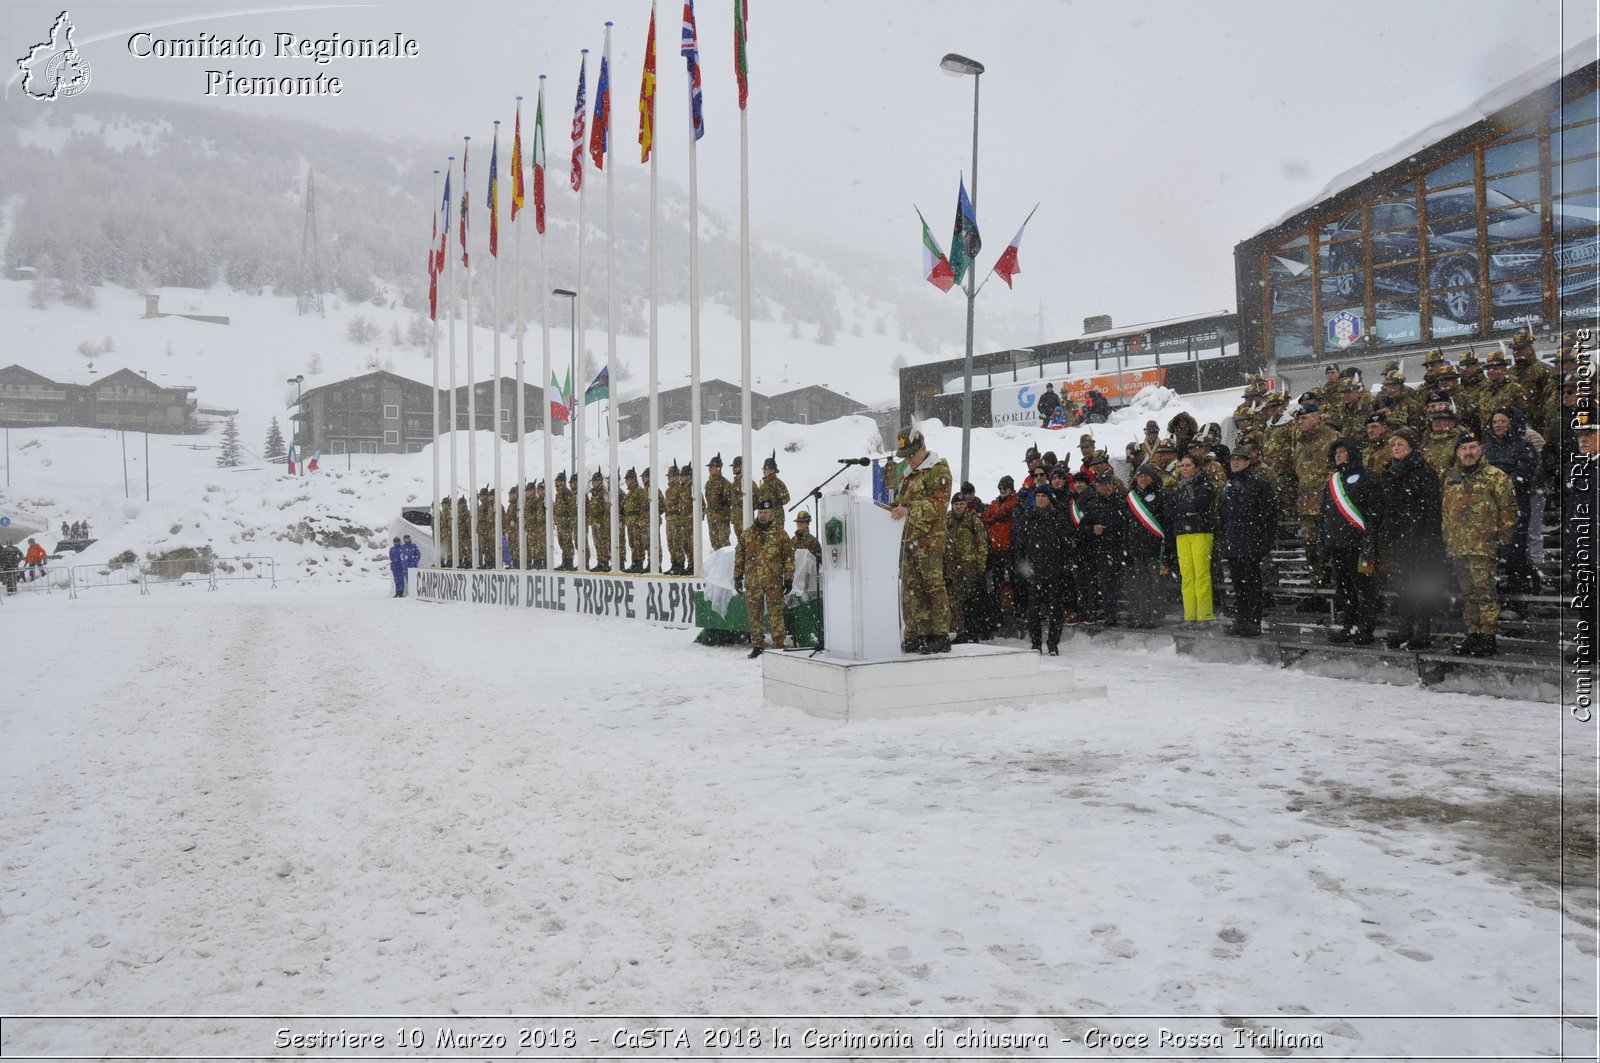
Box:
[426,1,752,576]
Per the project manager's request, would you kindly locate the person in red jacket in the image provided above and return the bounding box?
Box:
[24,538,47,581]
[979,475,1020,637]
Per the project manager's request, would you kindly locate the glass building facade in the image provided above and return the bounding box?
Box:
[1240,62,1598,365]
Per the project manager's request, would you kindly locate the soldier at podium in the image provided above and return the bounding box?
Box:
[890,425,953,655]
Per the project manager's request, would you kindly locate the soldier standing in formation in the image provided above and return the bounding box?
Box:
[553,472,577,570]
[753,456,790,524]
[1510,330,1553,435]
[1362,412,1394,473]
[438,495,455,568]
[702,454,734,551]
[621,468,647,572]
[1476,350,1527,427]
[1421,397,1461,472]
[474,487,496,569]
[586,471,612,572]
[1278,399,1338,602]
[733,498,794,658]
[526,481,547,569]
[665,461,695,574]
[1441,428,1518,657]
[504,484,522,569]
[890,426,953,654]
[729,456,746,539]
[943,492,988,643]
[455,495,473,568]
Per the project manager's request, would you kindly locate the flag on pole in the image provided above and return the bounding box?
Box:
[550,369,572,422]
[733,0,749,110]
[437,170,450,274]
[639,3,657,162]
[916,207,955,292]
[459,140,471,268]
[585,366,610,404]
[681,0,704,139]
[949,175,981,286]
[511,101,525,220]
[287,443,298,475]
[487,132,499,257]
[428,185,440,319]
[533,84,548,232]
[308,451,320,473]
[570,52,588,191]
[589,38,611,170]
[993,205,1038,289]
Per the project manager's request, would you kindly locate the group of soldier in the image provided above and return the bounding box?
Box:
[852,330,1593,661]
[433,452,797,577]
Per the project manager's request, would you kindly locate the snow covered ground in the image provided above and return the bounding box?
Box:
[0,582,1592,1059]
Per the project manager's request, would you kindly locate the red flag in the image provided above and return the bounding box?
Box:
[733,0,749,110]
[428,200,439,319]
[533,82,548,233]
[511,100,525,221]
[993,206,1038,290]
[639,4,657,163]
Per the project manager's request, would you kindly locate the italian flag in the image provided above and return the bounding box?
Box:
[917,206,955,292]
[1328,471,1368,533]
[993,204,1038,289]
[549,369,572,423]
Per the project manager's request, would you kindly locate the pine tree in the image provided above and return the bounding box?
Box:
[262,416,286,461]
[217,416,243,468]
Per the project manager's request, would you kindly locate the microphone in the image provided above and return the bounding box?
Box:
[837,457,871,465]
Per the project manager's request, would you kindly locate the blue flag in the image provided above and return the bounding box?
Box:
[950,176,981,286]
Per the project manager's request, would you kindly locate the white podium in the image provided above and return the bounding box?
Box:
[762,488,1106,721]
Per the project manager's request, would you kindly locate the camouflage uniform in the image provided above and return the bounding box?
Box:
[730,466,746,542]
[1362,426,1394,473]
[897,454,954,640]
[621,473,650,571]
[1327,389,1374,434]
[554,478,577,569]
[504,487,522,568]
[1421,424,1461,473]
[703,466,735,551]
[438,496,455,567]
[475,490,498,568]
[665,470,695,572]
[1512,350,1554,435]
[944,504,989,637]
[1285,418,1339,587]
[734,513,794,648]
[752,471,790,525]
[792,526,822,563]
[586,478,612,569]
[1441,459,1517,634]
[455,497,473,568]
[1477,365,1527,427]
[525,485,548,569]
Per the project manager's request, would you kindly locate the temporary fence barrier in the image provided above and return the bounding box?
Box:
[1,564,71,600]
[58,556,279,598]
[212,556,277,589]
[69,562,147,598]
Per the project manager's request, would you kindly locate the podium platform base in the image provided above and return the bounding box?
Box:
[762,643,1106,722]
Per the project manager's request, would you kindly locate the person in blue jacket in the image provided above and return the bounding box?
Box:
[388,537,407,598]
[401,534,422,583]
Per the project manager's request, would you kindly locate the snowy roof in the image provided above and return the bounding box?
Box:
[1251,36,1599,240]
[1079,310,1235,339]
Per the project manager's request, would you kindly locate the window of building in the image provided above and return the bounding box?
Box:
[407,442,424,453]
[384,404,399,419]
[361,441,379,454]
[384,430,399,445]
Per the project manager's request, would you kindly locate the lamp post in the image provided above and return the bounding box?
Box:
[140,370,150,501]
[553,288,577,476]
[287,375,305,464]
[940,51,984,486]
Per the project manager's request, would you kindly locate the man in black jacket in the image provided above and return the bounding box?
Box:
[1318,437,1382,643]
[1036,384,1062,428]
[1085,474,1129,627]
[1124,464,1169,628]
[1217,448,1277,637]
[1016,485,1072,654]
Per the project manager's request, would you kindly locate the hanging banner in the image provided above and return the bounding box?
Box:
[412,568,705,627]
[990,368,1167,425]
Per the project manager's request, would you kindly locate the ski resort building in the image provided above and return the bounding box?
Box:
[0,365,198,433]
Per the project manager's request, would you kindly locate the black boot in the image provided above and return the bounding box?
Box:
[1406,622,1432,652]
[902,636,923,654]
[1452,633,1481,656]
[1468,633,1498,657]
[1349,628,1375,646]
[1327,626,1352,644]
[920,634,951,654]
[1384,622,1411,650]
[747,644,763,658]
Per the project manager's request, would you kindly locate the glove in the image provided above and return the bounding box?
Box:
[782,578,793,594]
[734,575,745,593]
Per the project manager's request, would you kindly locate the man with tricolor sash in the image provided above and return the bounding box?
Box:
[1317,436,1381,644]
[1123,464,1170,628]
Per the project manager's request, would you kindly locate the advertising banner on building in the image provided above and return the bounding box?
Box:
[990,369,1167,425]
[412,568,705,627]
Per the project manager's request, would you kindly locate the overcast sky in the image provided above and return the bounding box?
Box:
[4,1,1597,344]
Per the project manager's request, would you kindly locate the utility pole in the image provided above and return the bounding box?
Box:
[296,171,325,317]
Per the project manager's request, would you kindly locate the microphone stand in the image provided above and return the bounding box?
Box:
[790,460,866,513]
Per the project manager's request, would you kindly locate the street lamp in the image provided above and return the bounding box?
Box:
[552,288,577,476]
[940,51,983,486]
[140,370,150,501]
[287,375,305,461]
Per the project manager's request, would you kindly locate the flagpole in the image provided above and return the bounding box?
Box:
[602,21,621,574]
[463,135,479,567]
[513,103,528,572]
[430,168,441,563]
[574,50,590,573]
[685,0,704,576]
[447,154,459,568]
[538,77,555,571]
[491,119,505,571]
[644,3,660,575]
[738,56,752,532]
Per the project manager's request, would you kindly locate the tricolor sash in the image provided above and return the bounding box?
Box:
[1127,491,1165,538]
[1328,471,1368,533]
[1068,497,1084,527]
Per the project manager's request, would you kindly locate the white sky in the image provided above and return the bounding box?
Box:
[3,0,1597,344]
